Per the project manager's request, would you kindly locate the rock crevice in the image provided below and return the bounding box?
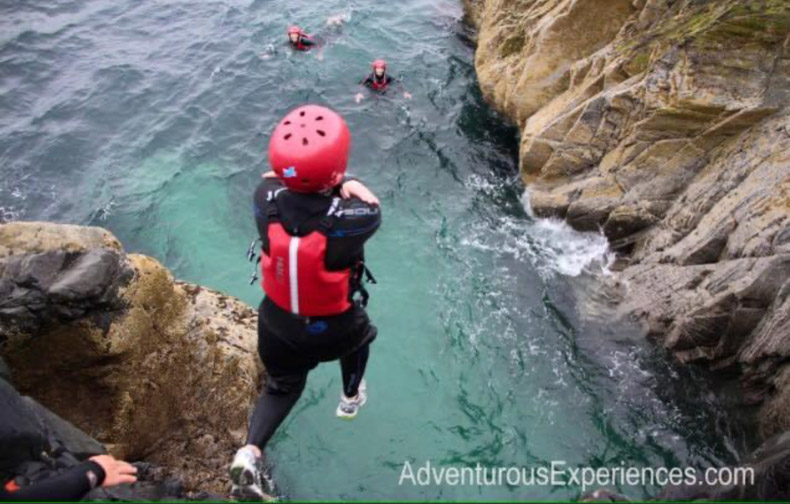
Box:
[464,0,790,438]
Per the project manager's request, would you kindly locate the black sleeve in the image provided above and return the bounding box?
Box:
[325,198,381,271]
[301,37,316,47]
[253,178,285,253]
[0,461,105,502]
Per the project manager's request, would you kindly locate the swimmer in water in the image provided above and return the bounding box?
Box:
[355,59,412,103]
[287,25,317,51]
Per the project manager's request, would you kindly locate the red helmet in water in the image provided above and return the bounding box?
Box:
[268,105,351,193]
[288,25,302,35]
[372,59,387,71]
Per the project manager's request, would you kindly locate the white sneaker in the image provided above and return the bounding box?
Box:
[336,379,367,419]
[230,446,271,501]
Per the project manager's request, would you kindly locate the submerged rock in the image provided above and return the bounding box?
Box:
[463,0,790,437]
[0,221,263,496]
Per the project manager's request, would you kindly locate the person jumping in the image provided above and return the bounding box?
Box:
[229,105,381,500]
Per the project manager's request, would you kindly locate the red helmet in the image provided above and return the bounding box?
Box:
[268,105,351,193]
[372,59,387,70]
[288,25,302,35]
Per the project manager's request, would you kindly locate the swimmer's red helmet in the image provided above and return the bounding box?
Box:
[268,105,351,193]
[288,26,302,35]
[372,59,387,71]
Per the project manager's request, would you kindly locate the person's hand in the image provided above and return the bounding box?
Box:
[90,455,138,487]
[355,93,364,104]
[404,92,412,100]
[262,171,277,179]
[340,180,379,206]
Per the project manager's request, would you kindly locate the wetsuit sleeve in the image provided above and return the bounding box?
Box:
[325,198,381,271]
[253,178,285,254]
[301,38,316,47]
[0,461,105,501]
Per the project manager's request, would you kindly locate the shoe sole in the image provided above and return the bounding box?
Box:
[230,465,270,502]
[336,408,358,420]
[336,394,367,420]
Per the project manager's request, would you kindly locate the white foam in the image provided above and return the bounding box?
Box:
[459,181,613,279]
[0,206,21,222]
[521,189,613,278]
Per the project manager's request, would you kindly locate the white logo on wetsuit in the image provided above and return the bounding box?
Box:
[335,207,380,217]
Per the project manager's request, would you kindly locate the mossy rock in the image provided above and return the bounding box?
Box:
[500,34,525,58]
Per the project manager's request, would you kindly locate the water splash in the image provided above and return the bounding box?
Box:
[461,177,613,279]
[522,189,613,278]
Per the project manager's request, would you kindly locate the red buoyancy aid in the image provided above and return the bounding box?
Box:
[295,34,313,51]
[262,222,352,317]
[370,74,389,91]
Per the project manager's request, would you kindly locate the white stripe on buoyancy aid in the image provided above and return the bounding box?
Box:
[288,236,300,314]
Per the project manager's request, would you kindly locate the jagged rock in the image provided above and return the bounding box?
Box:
[655,430,790,501]
[578,431,790,501]
[0,222,264,495]
[464,0,790,437]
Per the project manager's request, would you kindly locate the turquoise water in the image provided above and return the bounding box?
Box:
[1,0,751,500]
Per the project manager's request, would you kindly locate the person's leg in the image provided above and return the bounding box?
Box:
[246,299,313,450]
[231,300,312,498]
[246,371,307,450]
[340,343,370,399]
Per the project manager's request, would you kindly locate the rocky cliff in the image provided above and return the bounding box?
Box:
[462,0,790,439]
[0,221,263,496]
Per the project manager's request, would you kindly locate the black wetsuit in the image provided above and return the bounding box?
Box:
[362,73,394,91]
[246,177,381,450]
[0,379,106,501]
[290,36,316,51]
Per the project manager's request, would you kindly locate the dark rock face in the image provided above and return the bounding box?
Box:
[578,430,790,501]
[0,222,263,496]
[655,431,790,501]
[0,249,132,334]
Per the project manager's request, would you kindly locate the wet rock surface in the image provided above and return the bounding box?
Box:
[0,221,264,496]
[463,0,790,439]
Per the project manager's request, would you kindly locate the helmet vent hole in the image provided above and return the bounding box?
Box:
[316,129,325,137]
[299,111,306,117]
[284,133,292,140]
[316,116,324,121]
[302,138,309,146]
[284,120,291,125]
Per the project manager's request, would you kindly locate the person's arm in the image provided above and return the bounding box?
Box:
[325,196,382,270]
[356,76,373,103]
[0,461,105,502]
[253,176,285,252]
[393,76,412,99]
